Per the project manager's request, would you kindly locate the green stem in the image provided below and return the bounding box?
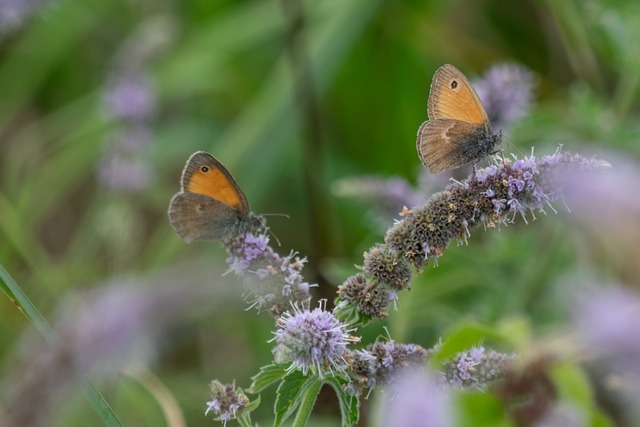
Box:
[237,413,254,427]
[291,378,322,427]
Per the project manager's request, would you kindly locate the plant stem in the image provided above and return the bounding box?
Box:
[291,378,322,427]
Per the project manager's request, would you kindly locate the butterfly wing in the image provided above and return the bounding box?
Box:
[180,151,250,216]
[168,192,244,243]
[427,64,488,125]
[417,119,489,174]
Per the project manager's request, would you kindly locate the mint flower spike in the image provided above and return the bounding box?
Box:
[441,345,517,390]
[348,340,429,397]
[271,300,360,379]
[224,229,313,317]
[205,380,250,425]
[386,150,610,268]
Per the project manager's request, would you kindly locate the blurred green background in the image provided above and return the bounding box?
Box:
[1,0,639,425]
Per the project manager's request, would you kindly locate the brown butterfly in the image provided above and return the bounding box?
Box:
[416,64,502,174]
[168,152,263,243]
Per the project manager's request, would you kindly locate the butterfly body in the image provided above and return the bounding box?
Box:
[168,151,263,243]
[417,64,502,174]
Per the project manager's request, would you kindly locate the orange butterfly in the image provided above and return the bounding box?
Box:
[168,152,263,243]
[417,64,502,174]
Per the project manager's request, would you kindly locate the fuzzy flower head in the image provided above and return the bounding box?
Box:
[225,230,312,316]
[272,301,359,378]
[334,273,394,325]
[440,346,516,390]
[205,380,249,424]
[349,340,428,395]
[363,245,412,290]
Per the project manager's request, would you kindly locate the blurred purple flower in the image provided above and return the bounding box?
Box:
[2,280,204,426]
[473,62,537,131]
[103,73,156,121]
[97,17,173,193]
[97,153,153,192]
[382,368,454,427]
[0,0,49,32]
[560,153,640,277]
[573,285,640,376]
[533,404,584,427]
[441,346,516,390]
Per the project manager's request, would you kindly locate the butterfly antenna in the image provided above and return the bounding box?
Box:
[503,133,525,158]
[261,213,289,246]
[262,212,290,219]
[267,228,282,247]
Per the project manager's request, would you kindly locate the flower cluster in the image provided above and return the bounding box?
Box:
[363,244,412,290]
[335,273,394,323]
[386,152,609,268]
[441,346,517,389]
[224,230,312,316]
[271,301,359,378]
[348,341,428,395]
[205,380,249,424]
[98,18,173,192]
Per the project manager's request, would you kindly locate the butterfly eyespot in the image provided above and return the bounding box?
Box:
[201,166,209,172]
[450,80,458,89]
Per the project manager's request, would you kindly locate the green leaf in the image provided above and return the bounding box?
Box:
[324,375,359,427]
[0,264,123,427]
[249,363,287,393]
[274,370,320,427]
[549,362,593,406]
[456,391,511,427]
[244,393,262,413]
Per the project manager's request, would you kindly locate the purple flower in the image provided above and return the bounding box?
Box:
[573,285,640,375]
[442,346,517,390]
[382,368,454,427]
[349,341,428,395]
[97,153,153,192]
[0,0,50,32]
[271,301,359,378]
[205,380,249,424]
[225,232,312,316]
[385,151,609,268]
[243,232,269,260]
[472,62,537,131]
[103,73,156,121]
[534,404,585,427]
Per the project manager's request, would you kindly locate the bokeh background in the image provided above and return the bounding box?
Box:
[1,0,639,425]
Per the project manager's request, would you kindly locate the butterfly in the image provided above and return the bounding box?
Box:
[168,151,263,243]
[416,64,502,174]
